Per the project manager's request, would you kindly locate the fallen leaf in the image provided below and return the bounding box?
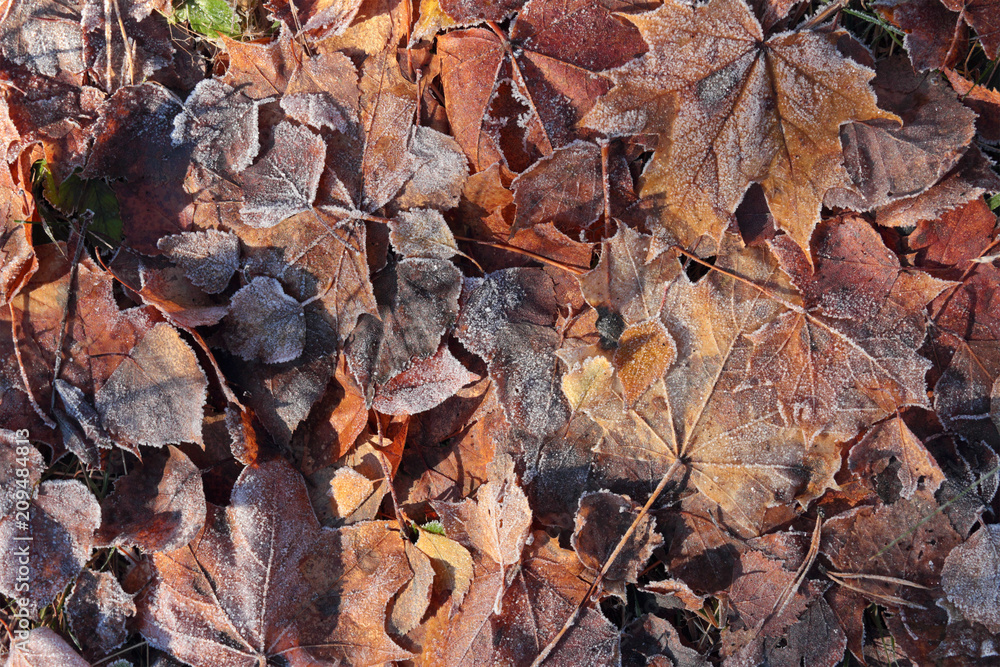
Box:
[572,490,663,586]
[224,276,307,364]
[96,445,206,552]
[0,480,101,611]
[241,121,326,228]
[157,229,240,294]
[848,416,945,501]
[0,0,85,77]
[942,524,1000,633]
[65,568,136,659]
[95,322,209,448]
[171,79,260,175]
[584,0,895,253]
[372,345,479,415]
[3,627,90,667]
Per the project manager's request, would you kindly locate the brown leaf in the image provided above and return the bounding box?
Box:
[220,29,300,99]
[614,319,676,406]
[825,57,976,212]
[0,480,100,611]
[848,416,945,501]
[942,524,1000,633]
[390,541,436,635]
[944,68,1000,144]
[372,345,479,415]
[876,0,966,71]
[388,208,460,260]
[438,15,616,173]
[578,224,680,328]
[224,276,307,364]
[96,445,206,553]
[414,526,475,611]
[136,459,413,666]
[66,568,136,658]
[394,126,470,212]
[82,83,193,252]
[157,229,240,294]
[926,261,1000,433]
[347,257,462,398]
[265,0,364,38]
[572,490,663,586]
[0,0,85,77]
[909,197,998,268]
[511,140,603,236]
[241,121,326,229]
[281,50,359,133]
[4,628,90,667]
[439,0,523,21]
[584,0,895,254]
[95,322,209,448]
[822,493,961,606]
[422,530,619,666]
[455,268,570,437]
[621,614,709,667]
[171,79,261,176]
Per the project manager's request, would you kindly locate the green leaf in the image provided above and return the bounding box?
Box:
[40,162,123,244]
[420,520,446,535]
[172,0,240,38]
[989,192,1000,211]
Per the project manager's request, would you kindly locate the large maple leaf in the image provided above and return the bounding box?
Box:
[568,220,947,533]
[584,0,896,255]
[135,459,413,667]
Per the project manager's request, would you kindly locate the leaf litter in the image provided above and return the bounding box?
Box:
[1,0,999,664]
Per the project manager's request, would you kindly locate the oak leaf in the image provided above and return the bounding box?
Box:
[584,0,895,254]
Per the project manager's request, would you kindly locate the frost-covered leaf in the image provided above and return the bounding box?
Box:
[848,416,945,501]
[95,323,209,447]
[414,526,475,611]
[157,229,240,294]
[96,446,205,553]
[241,121,325,228]
[224,277,306,364]
[136,459,412,666]
[825,57,976,212]
[584,0,895,254]
[455,268,570,438]
[578,224,680,327]
[66,569,136,658]
[281,50,359,132]
[511,140,603,236]
[0,0,85,77]
[388,208,459,260]
[265,0,364,37]
[347,257,462,397]
[4,628,90,667]
[572,490,663,585]
[81,0,174,92]
[372,345,478,415]
[942,524,1000,633]
[394,126,469,211]
[0,480,101,611]
[220,28,298,99]
[172,80,260,175]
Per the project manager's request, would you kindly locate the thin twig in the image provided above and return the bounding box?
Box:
[454,235,588,275]
[531,458,683,666]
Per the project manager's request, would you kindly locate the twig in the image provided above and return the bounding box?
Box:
[531,458,682,666]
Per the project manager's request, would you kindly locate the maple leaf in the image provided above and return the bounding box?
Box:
[584,0,896,254]
[136,459,413,667]
[824,57,976,213]
[437,0,644,172]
